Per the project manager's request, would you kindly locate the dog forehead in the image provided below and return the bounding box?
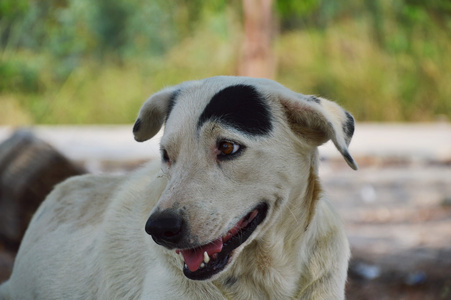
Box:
[197,84,273,136]
[166,78,274,137]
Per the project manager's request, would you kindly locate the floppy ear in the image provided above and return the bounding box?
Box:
[280,94,358,170]
[133,87,179,142]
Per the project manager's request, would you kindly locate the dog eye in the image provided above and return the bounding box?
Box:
[218,141,240,156]
[161,149,171,163]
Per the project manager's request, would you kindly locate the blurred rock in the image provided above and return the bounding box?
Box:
[404,271,427,286]
[0,129,85,251]
[360,184,377,203]
[441,196,451,207]
[349,261,381,280]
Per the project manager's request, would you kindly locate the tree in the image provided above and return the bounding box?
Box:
[238,0,275,79]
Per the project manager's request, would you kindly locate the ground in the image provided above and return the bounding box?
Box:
[0,124,450,299]
[323,160,451,299]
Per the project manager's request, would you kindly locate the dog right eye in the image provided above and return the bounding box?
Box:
[218,141,239,156]
[217,140,244,161]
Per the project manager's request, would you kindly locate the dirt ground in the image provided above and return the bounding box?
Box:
[0,124,450,299]
[322,160,451,299]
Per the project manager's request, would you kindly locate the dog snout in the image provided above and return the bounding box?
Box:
[145,210,185,248]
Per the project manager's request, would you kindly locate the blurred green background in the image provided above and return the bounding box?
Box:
[1,0,450,125]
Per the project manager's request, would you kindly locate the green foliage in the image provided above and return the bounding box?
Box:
[0,0,450,124]
[276,0,319,17]
[0,56,40,93]
[0,16,238,125]
[276,20,451,121]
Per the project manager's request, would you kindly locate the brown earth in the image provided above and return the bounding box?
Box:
[324,159,451,300]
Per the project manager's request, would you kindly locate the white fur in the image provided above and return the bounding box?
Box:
[0,76,356,300]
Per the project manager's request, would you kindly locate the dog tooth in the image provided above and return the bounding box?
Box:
[200,263,205,268]
[203,251,210,264]
[184,264,188,269]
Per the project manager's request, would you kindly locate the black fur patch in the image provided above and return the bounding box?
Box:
[308,96,321,104]
[343,111,355,142]
[166,89,181,122]
[132,118,141,133]
[197,85,272,136]
[342,150,355,166]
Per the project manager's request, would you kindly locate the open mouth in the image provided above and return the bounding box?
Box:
[176,203,268,280]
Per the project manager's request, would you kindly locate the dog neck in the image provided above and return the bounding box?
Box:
[213,162,322,299]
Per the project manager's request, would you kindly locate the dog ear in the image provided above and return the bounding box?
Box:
[280,95,358,170]
[133,87,179,142]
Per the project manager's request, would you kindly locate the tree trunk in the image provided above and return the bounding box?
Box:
[239,0,275,79]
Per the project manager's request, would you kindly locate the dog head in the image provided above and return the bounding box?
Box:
[133,76,357,280]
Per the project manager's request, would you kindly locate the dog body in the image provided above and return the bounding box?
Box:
[0,76,357,299]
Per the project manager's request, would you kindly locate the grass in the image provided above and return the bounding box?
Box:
[0,30,238,125]
[1,16,450,125]
[276,19,451,122]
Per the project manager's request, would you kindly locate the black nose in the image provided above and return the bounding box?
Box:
[145,211,184,248]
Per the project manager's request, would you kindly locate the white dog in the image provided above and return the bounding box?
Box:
[0,76,357,299]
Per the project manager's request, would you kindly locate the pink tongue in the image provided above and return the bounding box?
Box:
[178,209,259,273]
[180,238,223,272]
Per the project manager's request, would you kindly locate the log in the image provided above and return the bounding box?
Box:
[0,129,85,251]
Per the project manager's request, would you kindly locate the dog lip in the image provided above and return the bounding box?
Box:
[180,202,268,281]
